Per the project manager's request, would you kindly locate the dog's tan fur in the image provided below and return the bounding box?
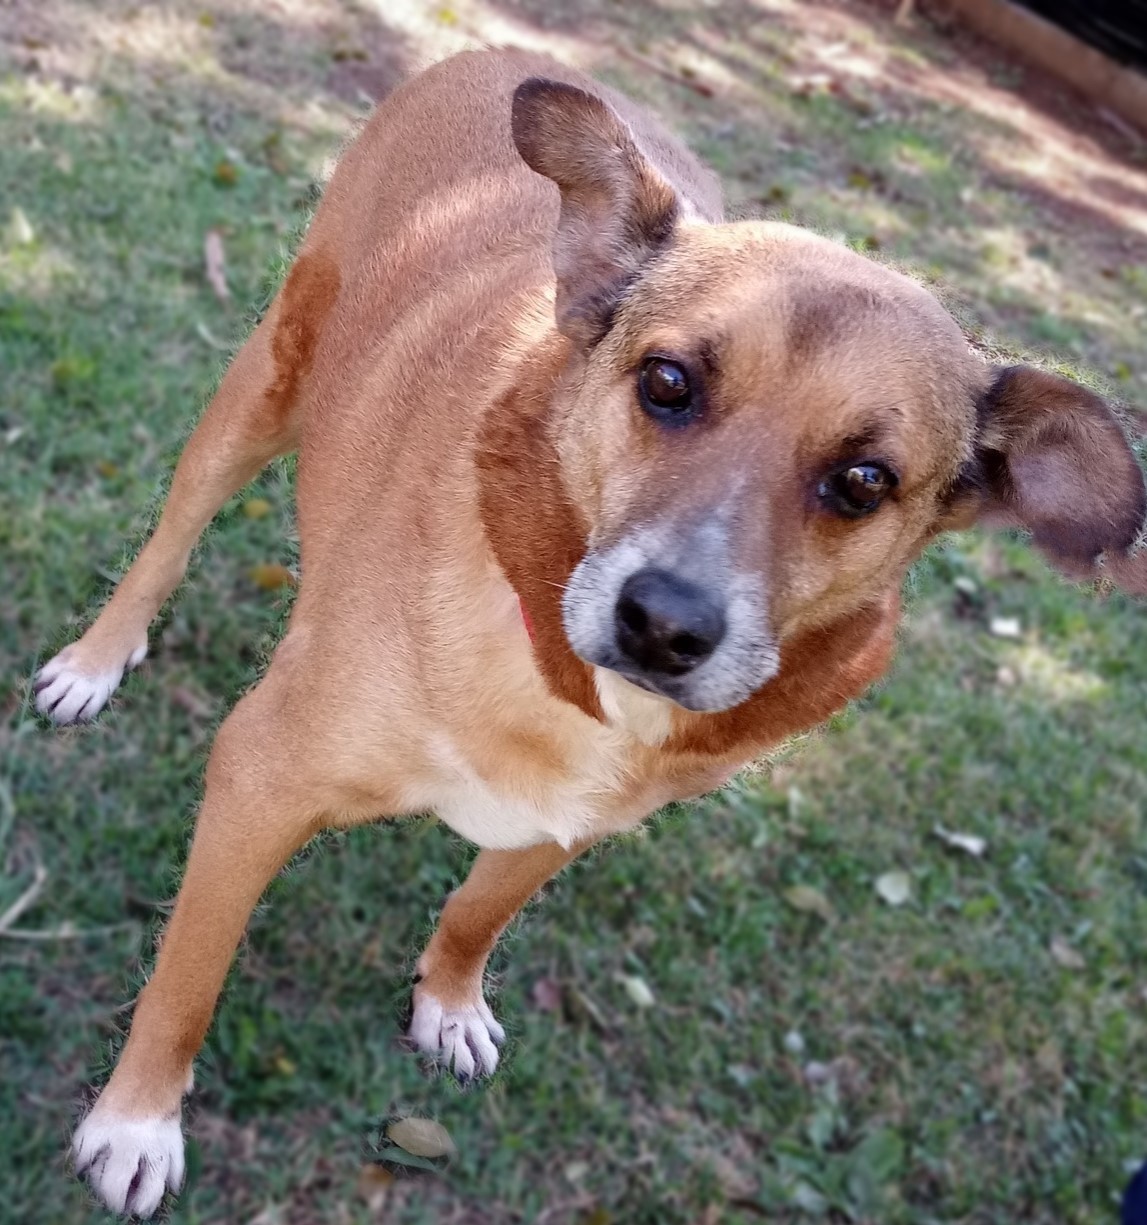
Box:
[35,50,1145,1216]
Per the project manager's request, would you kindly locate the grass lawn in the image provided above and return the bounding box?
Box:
[2,1,1146,1222]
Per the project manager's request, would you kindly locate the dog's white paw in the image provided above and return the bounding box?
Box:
[72,1109,184,1217]
[408,989,506,1081]
[34,641,146,724]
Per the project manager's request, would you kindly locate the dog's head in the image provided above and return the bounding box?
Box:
[509,79,1146,715]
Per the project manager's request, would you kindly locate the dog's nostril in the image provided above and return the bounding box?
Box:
[668,632,705,659]
[617,598,649,636]
[614,568,727,678]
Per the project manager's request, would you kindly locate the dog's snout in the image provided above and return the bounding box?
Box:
[615,569,726,676]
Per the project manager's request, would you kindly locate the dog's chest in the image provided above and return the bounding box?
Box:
[412,669,711,852]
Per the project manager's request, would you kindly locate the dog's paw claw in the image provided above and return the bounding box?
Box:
[33,641,146,725]
[407,990,505,1082]
[73,1110,184,1218]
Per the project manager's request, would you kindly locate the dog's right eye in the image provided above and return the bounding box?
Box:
[818,462,898,518]
[638,357,695,425]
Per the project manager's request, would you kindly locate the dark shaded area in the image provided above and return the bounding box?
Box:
[1015,0,1147,72]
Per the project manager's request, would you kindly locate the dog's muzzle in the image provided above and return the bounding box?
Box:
[561,529,779,713]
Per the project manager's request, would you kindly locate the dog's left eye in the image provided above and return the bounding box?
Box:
[638,358,694,424]
[819,462,897,517]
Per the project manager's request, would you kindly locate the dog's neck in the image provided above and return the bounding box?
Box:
[475,332,605,722]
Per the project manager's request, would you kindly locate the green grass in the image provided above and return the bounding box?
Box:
[3,2,1146,1223]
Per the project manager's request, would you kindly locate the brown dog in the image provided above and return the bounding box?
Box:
[35,49,1145,1217]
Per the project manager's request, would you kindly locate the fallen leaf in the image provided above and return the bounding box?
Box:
[566,985,610,1033]
[249,563,296,590]
[7,206,35,246]
[618,973,655,1009]
[170,685,213,720]
[783,885,834,922]
[988,616,1022,639]
[727,1062,757,1087]
[803,1060,832,1086]
[331,43,369,62]
[809,1055,862,1093]
[204,229,230,304]
[934,826,987,857]
[1050,937,1086,971]
[243,497,272,519]
[531,976,563,1013]
[273,1054,296,1076]
[704,1150,757,1200]
[356,1163,394,1210]
[386,1117,455,1159]
[213,158,239,187]
[875,871,911,906]
[195,320,231,350]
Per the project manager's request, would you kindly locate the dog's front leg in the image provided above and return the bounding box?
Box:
[72,682,324,1217]
[408,839,594,1081]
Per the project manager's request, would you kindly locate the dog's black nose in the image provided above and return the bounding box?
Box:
[615,569,726,676]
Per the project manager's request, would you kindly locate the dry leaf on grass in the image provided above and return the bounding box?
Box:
[386,1117,455,1159]
[356,1162,394,1210]
[875,871,911,906]
[783,885,835,922]
[169,685,214,720]
[531,976,563,1013]
[618,973,655,1009]
[988,616,1022,639]
[1050,937,1086,971]
[7,206,35,246]
[934,826,987,857]
[249,563,296,591]
[204,229,230,304]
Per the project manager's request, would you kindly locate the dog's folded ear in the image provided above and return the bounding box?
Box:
[955,364,1146,586]
[511,78,680,346]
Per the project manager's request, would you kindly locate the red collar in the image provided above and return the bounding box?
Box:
[518,594,537,644]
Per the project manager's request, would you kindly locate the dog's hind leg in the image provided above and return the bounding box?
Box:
[408,839,594,1081]
[71,660,334,1217]
[34,250,340,724]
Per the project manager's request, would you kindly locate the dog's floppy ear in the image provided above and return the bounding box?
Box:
[511,77,680,346]
[958,364,1146,583]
